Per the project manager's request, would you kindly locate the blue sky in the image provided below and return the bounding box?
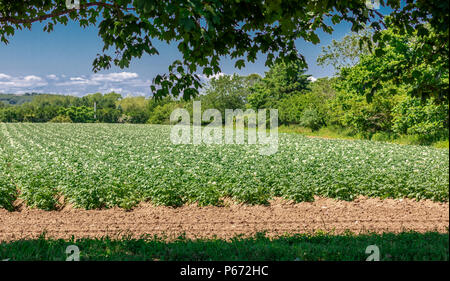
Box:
[0,5,390,97]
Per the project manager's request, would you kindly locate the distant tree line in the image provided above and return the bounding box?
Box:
[0,93,40,105]
[0,92,154,124]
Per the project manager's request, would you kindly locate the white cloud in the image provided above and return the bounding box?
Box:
[105,87,124,93]
[70,77,85,81]
[56,76,98,86]
[24,75,43,82]
[200,72,226,81]
[46,74,58,80]
[0,73,12,80]
[308,76,318,82]
[92,72,139,82]
[0,72,151,96]
[0,74,47,89]
[54,72,140,87]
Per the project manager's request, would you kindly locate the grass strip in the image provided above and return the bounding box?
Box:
[0,231,448,261]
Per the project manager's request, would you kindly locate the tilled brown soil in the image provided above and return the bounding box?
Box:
[0,196,448,242]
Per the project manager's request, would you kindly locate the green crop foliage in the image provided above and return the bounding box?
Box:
[0,123,448,210]
[0,174,17,211]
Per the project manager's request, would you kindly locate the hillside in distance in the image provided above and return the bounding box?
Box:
[0,93,43,105]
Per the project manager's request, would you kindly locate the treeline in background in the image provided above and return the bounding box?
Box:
[0,26,448,147]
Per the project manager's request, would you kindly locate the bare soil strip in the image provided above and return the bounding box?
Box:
[0,197,448,242]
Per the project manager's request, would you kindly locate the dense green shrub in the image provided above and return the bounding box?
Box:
[371,132,393,142]
[300,108,323,131]
[392,97,449,144]
[97,108,121,123]
[125,110,150,124]
[148,102,181,124]
[58,106,95,123]
[116,96,150,124]
[248,61,311,110]
[49,115,72,123]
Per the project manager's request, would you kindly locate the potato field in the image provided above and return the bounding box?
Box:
[1,123,448,211]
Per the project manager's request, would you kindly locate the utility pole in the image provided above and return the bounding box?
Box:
[94,101,97,120]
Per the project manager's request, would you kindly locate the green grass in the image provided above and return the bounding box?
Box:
[0,232,448,261]
[433,140,450,149]
[278,125,449,149]
[278,125,356,140]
